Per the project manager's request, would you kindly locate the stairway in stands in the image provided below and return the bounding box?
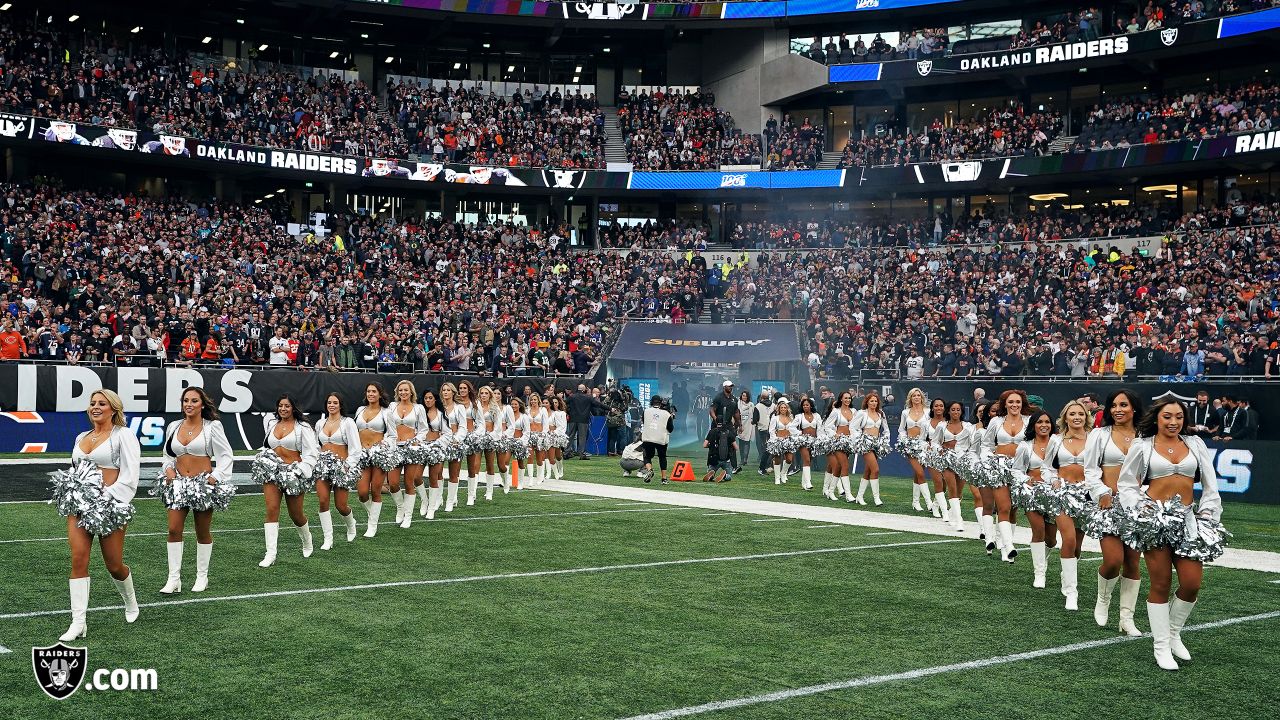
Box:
[601,107,628,165]
[817,150,844,169]
[1048,135,1077,154]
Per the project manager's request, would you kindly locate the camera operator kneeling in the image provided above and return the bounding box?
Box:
[640,396,674,484]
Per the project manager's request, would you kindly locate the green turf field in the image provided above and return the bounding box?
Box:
[2,460,1278,719]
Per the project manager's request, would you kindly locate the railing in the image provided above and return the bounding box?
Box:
[8,356,584,378]
[827,369,1280,384]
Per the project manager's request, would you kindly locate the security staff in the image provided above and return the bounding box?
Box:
[640,397,674,483]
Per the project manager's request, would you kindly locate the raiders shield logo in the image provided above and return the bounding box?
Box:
[32,643,87,700]
[541,169,587,189]
[1160,28,1178,46]
[916,60,933,77]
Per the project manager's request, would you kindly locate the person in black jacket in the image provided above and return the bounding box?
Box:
[1240,398,1260,440]
[565,384,608,458]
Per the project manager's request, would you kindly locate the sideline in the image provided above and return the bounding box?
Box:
[542,479,1280,574]
[618,610,1280,720]
[0,538,962,620]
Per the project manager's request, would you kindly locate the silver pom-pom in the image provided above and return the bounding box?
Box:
[501,436,531,460]
[1079,500,1126,539]
[313,451,360,491]
[250,449,314,496]
[545,431,570,449]
[49,460,137,535]
[1056,481,1092,518]
[1009,481,1035,508]
[919,444,943,470]
[148,469,236,511]
[1119,494,1189,551]
[765,435,801,457]
[968,455,1016,488]
[849,433,891,457]
[1174,514,1232,563]
[1024,481,1063,517]
[896,435,929,462]
[362,443,403,472]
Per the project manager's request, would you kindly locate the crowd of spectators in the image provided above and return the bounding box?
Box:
[836,105,1063,168]
[763,114,826,170]
[597,220,710,251]
[802,28,950,65]
[617,87,763,170]
[0,180,708,373]
[0,18,403,158]
[1071,78,1279,152]
[700,197,1280,380]
[387,80,606,169]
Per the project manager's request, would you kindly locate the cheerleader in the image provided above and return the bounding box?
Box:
[477,386,508,499]
[313,392,363,549]
[457,380,484,506]
[548,395,569,481]
[1118,399,1224,670]
[736,391,755,470]
[925,398,948,519]
[1011,409,1056,588]
[501,397,531,488]
[821,391,856,502]
[527,393,551,487]
[355,383,391,538]
[157,387,235,594]
[897,388,935,513]
[386,380,428,526]
[258,395,319,568]
[1041,401,1091,610]
[57,389,141,640]
[766,398,797,486]
[933,400,975,532]
[852,391,891,506]
[979,390,1032,562]
[968,402,993,537]
[439,383,469,513]
[418,389,453,520]
[795,397,820,491]
[1084,389,1145,637]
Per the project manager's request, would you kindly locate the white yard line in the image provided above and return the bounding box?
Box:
[0,538,963,620]
[866,531,904,536]
[0,645,10,654]
[701,513,735,517]
[614,502,651,506]
[750,518,792,523]
[806,525,841,529]
[541,479,1280,574]
[0,507,688,545]
[618,610,1280,720]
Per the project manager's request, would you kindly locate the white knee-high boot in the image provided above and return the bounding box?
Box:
[296,522,314,557]
[933,491,947,519]
[998,521,1017,562]
[318,510,334,551]
[911,483,923,511]
[841,476,855,502]
[1061,557,1078,610]
[466,471,478,506]
[1168,597,1196,661]
[1148,602,1180,670]
[364,501,383,538]
[542,459,553,486]
[854,478,868,504]
[161,540,183,594]
[870,478,882,505]
[1094,573,1119,627]
[426,486,442,520]
[260,522,279,567]
[193,542,212,592]
[111,571,140,623]
[1118,576,1144,637]
[445,482,459,512]
[800,466,812,490]
[60,577,89,641]
[949,498,964,531]
[506,467,515,493]
[417,483,431,517]
[975,508,987,539]
[342,510,358,542]
[392,489,405,523]
[1030,541,1047,588]
[484,472,496,501]
[401,490,416,526]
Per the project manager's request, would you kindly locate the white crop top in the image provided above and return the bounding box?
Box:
[1055,437,1088,466]
[387,403,428,432]
[769,415,798,439]
[934,422,971,444]
[1146,449,1199,481]
[528,407,549,430]
[1101,433,1128,468]
[479,405,504,432]
[899,410,931,433]
[443,404,470,437]
[315,416,362,447]
[797,413,821,431]
[825,408,855,429]
[163,419,235,484]
[854,410,888,432]
[263,418,320,478]
[550,410,568,433]
[502,408,530,437]
[354,406,389,433]
[72,426,142,504]
[991,415,1029,445]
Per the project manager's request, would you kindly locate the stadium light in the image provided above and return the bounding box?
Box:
[1141,184,1178,193]
[360,33,369,39]
[385,56,394,63]
[453,62,461,69]
[264,193,275,199]
[201,36,212,44]
[602,47,610,53]
[483,42,491,48]
[68,15,79,22]
[1028,193,1068,201]
[507,65,515,72]
[276,188,285,193]
[573,76,579,83]
[236,18,245,24]
[259,44,269,51]
[0,4,12,11]
[575,65,582,73]
[329,51,339,59]
[131,26,142,33]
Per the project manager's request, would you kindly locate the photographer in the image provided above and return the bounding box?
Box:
[640,396,674,484]
[702,416,737,483]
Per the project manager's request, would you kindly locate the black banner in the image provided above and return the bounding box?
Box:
[611,323,802,363]
[0,364,574,415]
